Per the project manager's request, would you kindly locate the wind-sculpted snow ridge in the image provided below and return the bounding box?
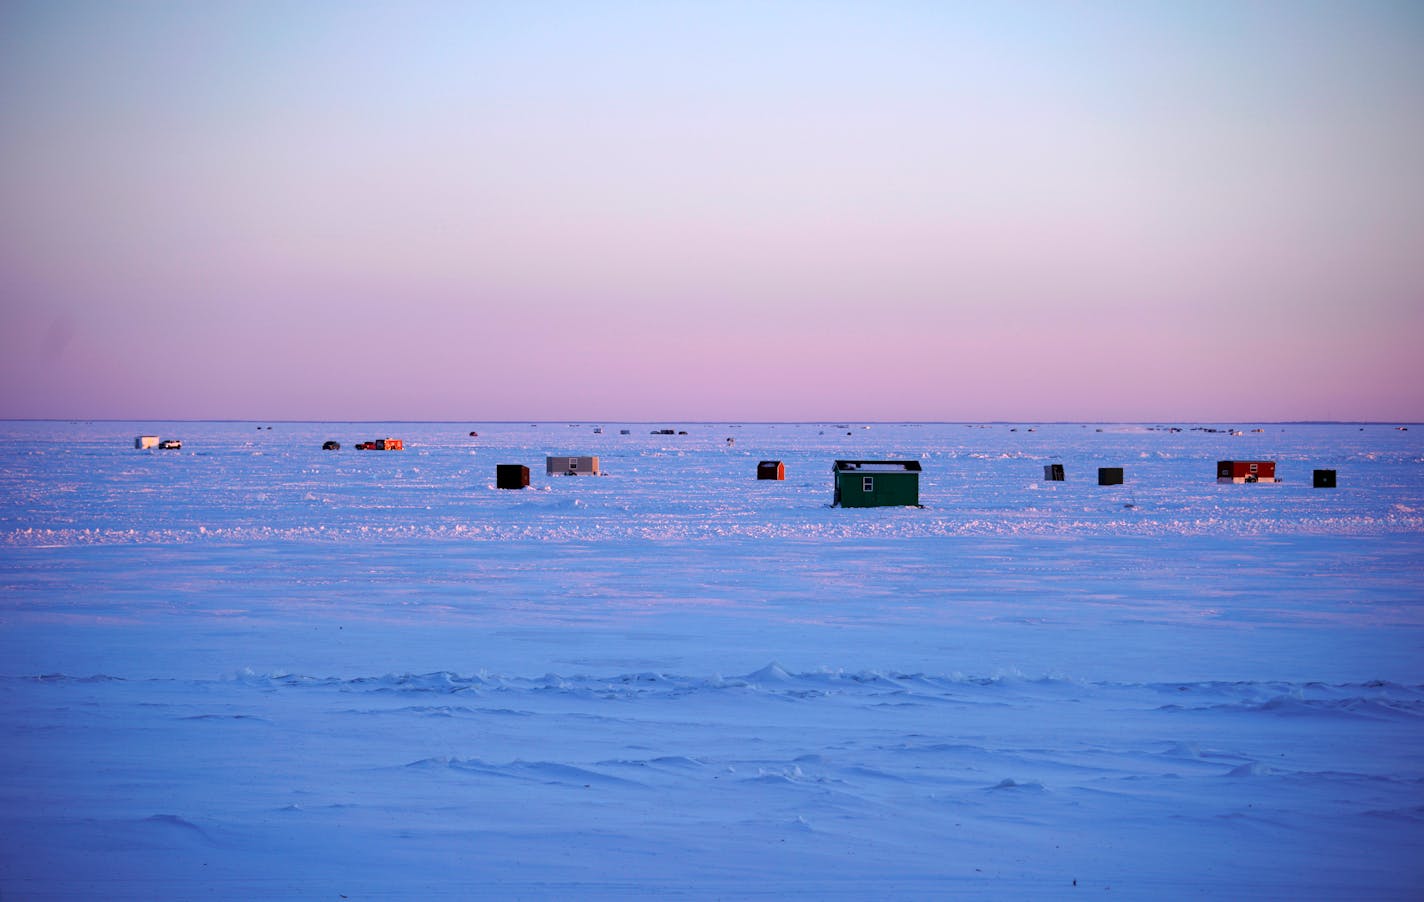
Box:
[193,666,1424,712]
[6,508,1423,547]
[6,663,1424,898]
[22,667,1424,705]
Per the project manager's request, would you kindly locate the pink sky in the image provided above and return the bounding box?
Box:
[2,2,1421,421]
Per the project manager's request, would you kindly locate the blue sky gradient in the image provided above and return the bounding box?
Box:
[2,1,1421,420]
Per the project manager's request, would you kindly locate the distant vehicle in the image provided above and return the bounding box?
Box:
[158,439,182,450]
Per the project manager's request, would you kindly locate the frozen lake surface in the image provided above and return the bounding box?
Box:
[2,421,1421,898]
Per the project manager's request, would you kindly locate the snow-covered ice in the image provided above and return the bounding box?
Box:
[1,421,1421,898]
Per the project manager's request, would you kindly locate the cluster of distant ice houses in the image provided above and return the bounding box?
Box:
[135,434,1339,508]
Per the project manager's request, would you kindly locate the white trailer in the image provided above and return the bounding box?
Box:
[546,455,600,476]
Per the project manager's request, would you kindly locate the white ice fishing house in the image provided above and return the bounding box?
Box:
[546,455,600,476]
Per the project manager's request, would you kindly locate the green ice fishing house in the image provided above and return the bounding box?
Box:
[832,459,923,508]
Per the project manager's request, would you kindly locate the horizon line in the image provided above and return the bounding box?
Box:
[3,418,1419,427]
